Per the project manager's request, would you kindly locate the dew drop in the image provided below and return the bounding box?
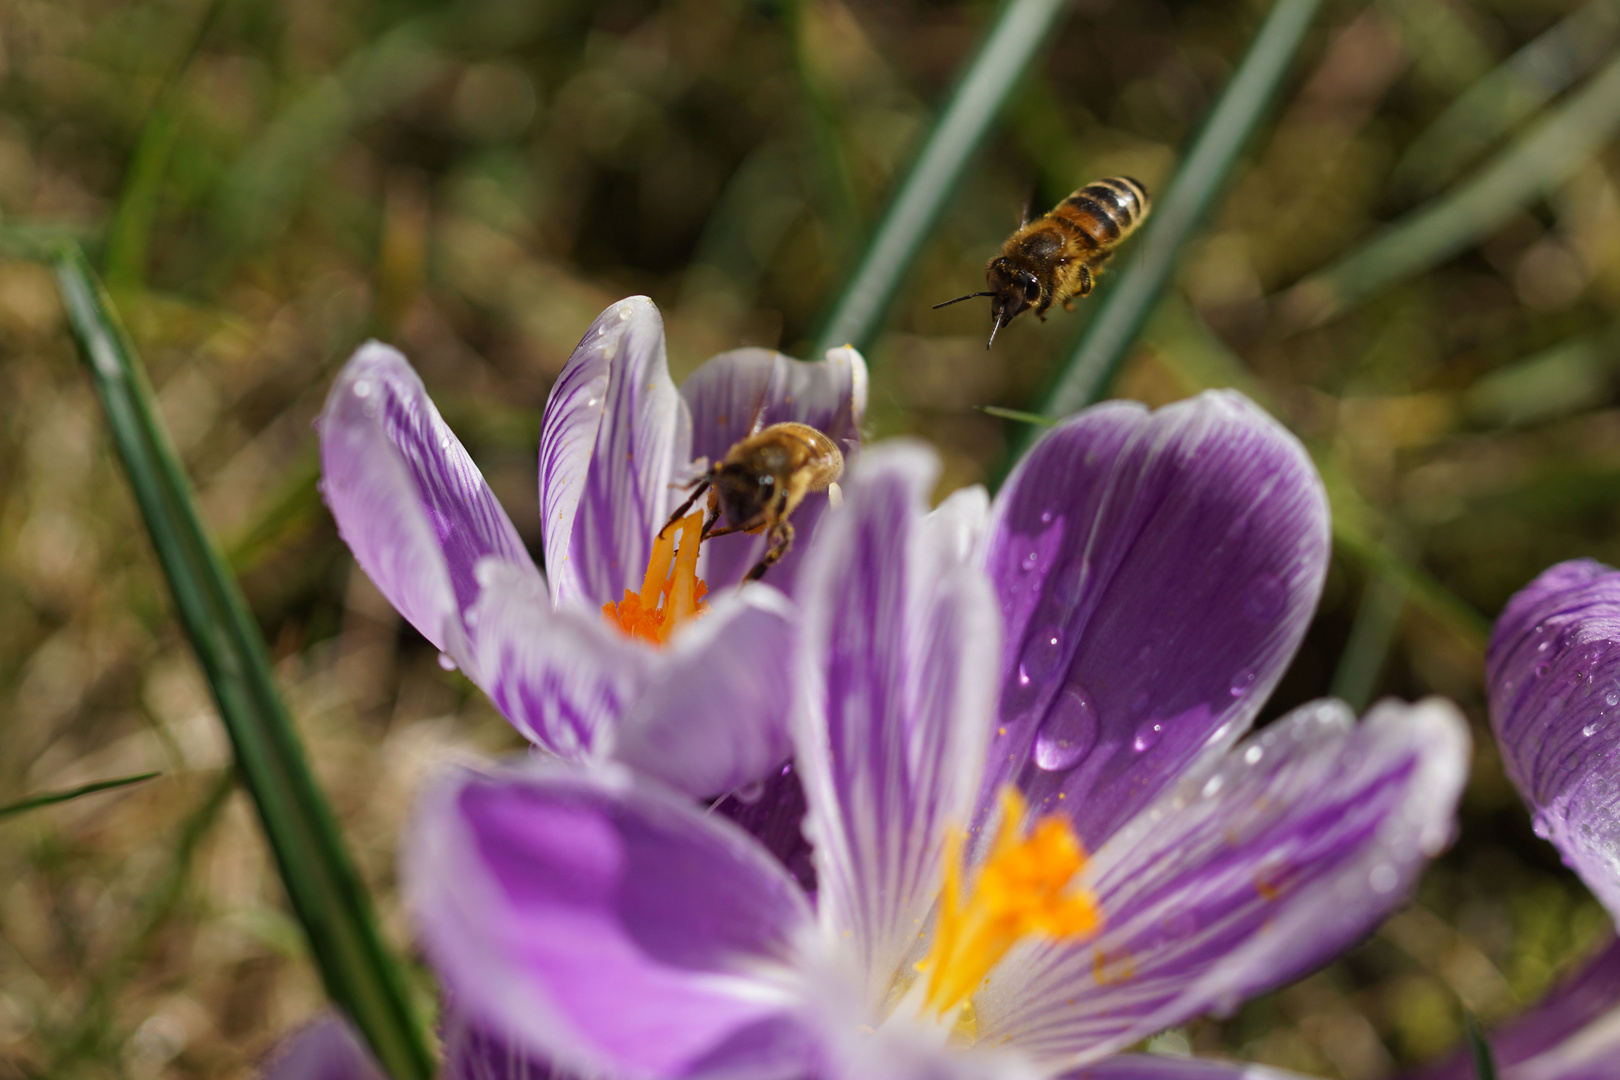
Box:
[439,434,451,450]
[1244,745,1263,765]
[1229,671,1256,698]
[1244,572,1285,623]
[1017,663,1031,688]
[1531,812,1551,839]
[353,379,372,398]
[1040,510,1054,524]
[1369,864,1398,894]
[437,652,457,671]
[1605,691,1617,707]
[1584,721,1603,738]
[1535,663,1550,678]
[734,781,766,805]
[1133,720,1163,753]
[1021,626,1064,683]
[1539,640,1551,652]
[1021,549,1040,573]
[1033,684,1100,772]
[1201,774,1224,799]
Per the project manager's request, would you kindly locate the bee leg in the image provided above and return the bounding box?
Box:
[744,521,795,583]
[659,476,712,538]
[1075,265,1095,297]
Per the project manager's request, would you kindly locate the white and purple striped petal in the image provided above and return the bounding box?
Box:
[682,346,868,595]
[792,441,1002,1014]
[1489,559,1620,923]
[405,764,817,1080]
[319,342,542,670]
[981,391,1330,852]
[539,298,693,611]
[971,697,1469,1068]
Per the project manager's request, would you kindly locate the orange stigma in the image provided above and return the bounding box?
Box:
[602,511,709,645]
[918,787,1101,1018]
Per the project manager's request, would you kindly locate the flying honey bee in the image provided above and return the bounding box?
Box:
[935,176,1151,348]
[660,421,844,583]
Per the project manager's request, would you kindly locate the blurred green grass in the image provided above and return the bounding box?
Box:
[3,0,1620,1077]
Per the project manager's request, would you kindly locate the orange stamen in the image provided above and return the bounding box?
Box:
[918,787,1101,1018]
[602,511,710,645]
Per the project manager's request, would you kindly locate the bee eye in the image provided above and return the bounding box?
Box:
[1023,279,1040,302]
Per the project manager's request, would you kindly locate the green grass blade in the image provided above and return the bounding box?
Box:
[977,404,1057,426]
[1035,0,1324,422]
[1465,1014,1500,1080]
[52,243,432,1080]
[1390,0,1620,199]
[1285,48,1620,327]
[809,0,1071,359]
[1329,556,1411,712]
[0,772,160,820]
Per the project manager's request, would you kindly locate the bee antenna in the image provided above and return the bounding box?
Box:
[986,311,1006,350]
[932,292,995,310]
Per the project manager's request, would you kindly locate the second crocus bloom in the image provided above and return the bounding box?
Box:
[405,392,1472,1080]
[319,297,865,798]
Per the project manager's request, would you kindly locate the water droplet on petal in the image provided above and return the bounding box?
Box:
[1021,625,1064,683]
[437,652,457,671]
[1017,663,1031,688]
[1033,684,1100,772]
[1536,663,1550,678]
[1133,721,1163,753]
[1244,572,1285,622]
[735,781,765,804]
[1021,549,1040,573]
[1244,745,1263,765]
[353,379,371,398]
[1605,690,1617,708]
[1369,864,1398,893]
[1040,510,1054,524]
[1201,775,1224,799]
[1583,721,1603,737]
[1531,812,1551,839]
[1229,671,1256,698]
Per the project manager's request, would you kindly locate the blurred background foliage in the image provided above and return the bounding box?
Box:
[3,0,1620,1076]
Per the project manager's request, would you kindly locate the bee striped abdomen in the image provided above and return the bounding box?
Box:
[1051,176,1148,247]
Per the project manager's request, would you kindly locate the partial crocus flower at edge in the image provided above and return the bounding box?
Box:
[318,297,866,800]
[405,401,1472,1080]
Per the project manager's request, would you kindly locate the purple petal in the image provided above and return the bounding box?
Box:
[443,1011,569,1080]
[468,560,796,795]
[792,441,1002,1014]
[258,1015,384,1080]
[981,391,1330,852]
[613,586,797,798]
[320,343,541,663]
[1488,559,1620,922]
[1407,937,1620,1080]
[713,762,817,893]
[681,346,867,595]
[405,764,817,1080]
[974,697,1469,1067]
[539,298,692,611]
[464,560,651,764]
[1061,1055,1311,1080]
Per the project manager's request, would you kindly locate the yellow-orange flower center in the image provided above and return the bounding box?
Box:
[602,511,709,645]
[918,787,1101,1018]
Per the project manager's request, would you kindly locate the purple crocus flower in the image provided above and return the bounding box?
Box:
[318,297,865,798]
[403,392,1471,1080]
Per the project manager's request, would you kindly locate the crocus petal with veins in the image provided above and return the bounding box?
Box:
[792,441,1003,1016]
[1062,1055,1311,1080]
[407,765,819,1080]
[972,697,1468,1066]
[982,391,1330,852]
[1489,559,1620,922]
[320,342,542,672]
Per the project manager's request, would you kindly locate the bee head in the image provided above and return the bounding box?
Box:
[984,258,1041,347]
[715,463,777,531]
